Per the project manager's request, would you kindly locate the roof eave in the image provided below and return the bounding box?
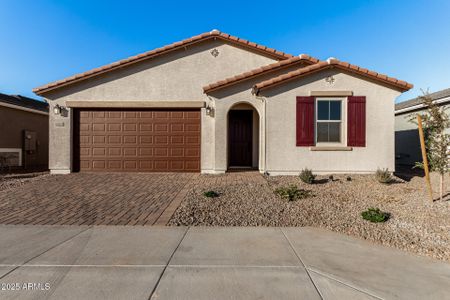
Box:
[34,31,293,96]
[203,55,320,94]
[253,62,413,95]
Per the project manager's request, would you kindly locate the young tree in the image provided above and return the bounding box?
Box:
[412,91,450,201]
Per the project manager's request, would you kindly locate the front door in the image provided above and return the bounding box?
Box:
[228,110,252,167]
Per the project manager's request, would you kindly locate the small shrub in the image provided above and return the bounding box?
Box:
[361,208,390,223]
[274,185,312,201]
[203,190,219,198]
[375,168,392,184]
[346,176,352,182]
[299,168,316,184]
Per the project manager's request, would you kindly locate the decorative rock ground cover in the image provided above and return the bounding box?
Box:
[169,172,450,262]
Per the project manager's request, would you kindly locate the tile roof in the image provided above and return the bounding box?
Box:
[203,54,319,93]
[395,88,450,111]
[33,30,293,95]
[252,58,413,94]
[0,93,48,113]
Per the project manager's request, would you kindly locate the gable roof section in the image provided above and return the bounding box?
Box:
[33,30,293,95]
[252,58,413,94]
[395,88,450,112]
[0,93,48,113]
[203,54,319,93]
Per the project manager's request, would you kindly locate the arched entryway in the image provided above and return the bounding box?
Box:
[227,103,260,170]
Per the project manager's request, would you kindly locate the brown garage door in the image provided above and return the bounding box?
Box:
[73,109,200,172]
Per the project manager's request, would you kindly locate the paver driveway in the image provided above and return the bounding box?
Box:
[0,173,196,225]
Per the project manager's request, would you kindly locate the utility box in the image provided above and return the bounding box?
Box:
[24,130,37,152]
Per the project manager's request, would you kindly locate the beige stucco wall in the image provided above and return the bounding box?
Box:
[259,69,401,174]
[208,69,401,174]
[41,37,403,175]
[42,39,277,173]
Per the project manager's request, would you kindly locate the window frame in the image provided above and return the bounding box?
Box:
[315,97,347,146]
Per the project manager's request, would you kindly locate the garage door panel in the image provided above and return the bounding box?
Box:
[92,160,106,169]
[108,161,122,169]
[139,148,153,156]
[74,109,200,172]
[140,124,153,131]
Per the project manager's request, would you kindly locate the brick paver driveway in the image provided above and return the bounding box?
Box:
[0,173,196,225]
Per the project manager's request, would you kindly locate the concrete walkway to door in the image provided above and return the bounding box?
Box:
[0,225,449,299]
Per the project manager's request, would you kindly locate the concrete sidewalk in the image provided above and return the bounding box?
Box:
[0,226,449,299]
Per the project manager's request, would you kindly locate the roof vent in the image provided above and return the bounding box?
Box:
[210,29,220,34]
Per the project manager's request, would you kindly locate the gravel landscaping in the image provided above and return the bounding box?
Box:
[0,172,49,191]
[169,171,450,262]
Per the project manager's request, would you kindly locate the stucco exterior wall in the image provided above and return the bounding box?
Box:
[0,106,49,168]
[259,69,401,174]
[205,64,313,173]
[42,40,277,173]
[395,104,450,166]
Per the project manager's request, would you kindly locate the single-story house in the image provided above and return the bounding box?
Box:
[395,88,450,166]
[0,93,49,170]
[33,30,412,175]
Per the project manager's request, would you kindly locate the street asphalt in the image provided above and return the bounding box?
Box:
[0,225,449,299]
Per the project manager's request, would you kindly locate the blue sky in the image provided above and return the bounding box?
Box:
[1,0,449,103]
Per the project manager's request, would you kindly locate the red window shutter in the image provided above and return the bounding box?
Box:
[347,96,366,147]
[296,96,315,146]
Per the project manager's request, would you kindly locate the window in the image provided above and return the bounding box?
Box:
[316,100,342,143]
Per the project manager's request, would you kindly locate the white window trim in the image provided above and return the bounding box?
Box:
[315,97,347,147]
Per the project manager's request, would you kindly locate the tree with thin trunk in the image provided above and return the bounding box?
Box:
[411,91,450,201]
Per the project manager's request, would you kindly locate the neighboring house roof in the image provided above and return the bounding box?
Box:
[0,93,48,113]
[33,30,293,95]
[395,88,450,113]
[203,54,320,93]
[252,58,413,94]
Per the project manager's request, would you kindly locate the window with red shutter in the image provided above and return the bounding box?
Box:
[296,96,315,146]
[347,96,366,147]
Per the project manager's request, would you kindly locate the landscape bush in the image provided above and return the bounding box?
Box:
[274,185,312,201]
[375,168,392,184]
[203,190,220,198]
[361,207,390,223]
[299,168,316,184]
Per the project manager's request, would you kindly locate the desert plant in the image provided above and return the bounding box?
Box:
[375,168,392,184]
[274,185,312,201]
[299,168,316,184]
[361,208,390,223]
[409,91,450,201]
[203,190,219,198]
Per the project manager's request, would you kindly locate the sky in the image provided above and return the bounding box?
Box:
[0,0,449,103]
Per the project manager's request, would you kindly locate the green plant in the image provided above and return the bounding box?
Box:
[375,168,392,184]
[361,208,390,223]
[409,91,450,201]
[203,190,219,198]
[274,185,312,201]
[299,168,316,184]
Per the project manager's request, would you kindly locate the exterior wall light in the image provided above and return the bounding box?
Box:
[205,105,214,116]
[53,104,62,115]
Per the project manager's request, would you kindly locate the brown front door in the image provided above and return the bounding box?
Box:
[73,109,200,172]
[228,110,252,167]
